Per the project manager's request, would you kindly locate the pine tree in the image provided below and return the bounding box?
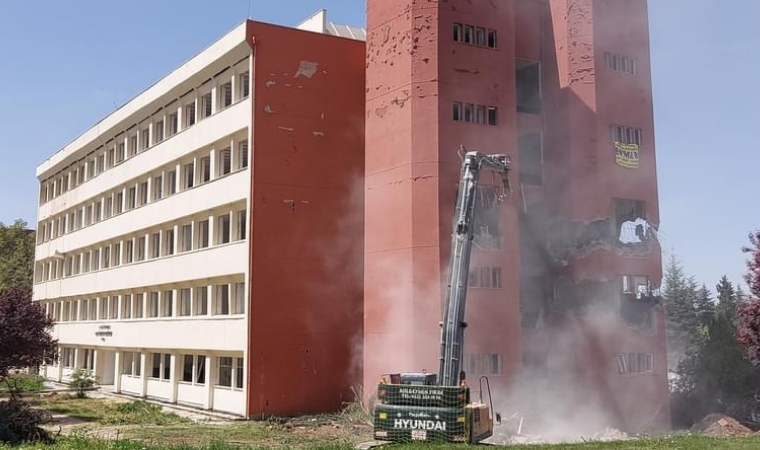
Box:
[662,255,699,370]
[716,275,738,320]
[694,284,715,326]
[736,285,748,304]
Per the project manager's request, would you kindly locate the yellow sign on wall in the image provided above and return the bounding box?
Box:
[615,142,640,169]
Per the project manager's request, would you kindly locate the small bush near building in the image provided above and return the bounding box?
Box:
[68,369,96,398]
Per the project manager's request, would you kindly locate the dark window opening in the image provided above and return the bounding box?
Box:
[464,103,474,122]
[516,60,541,114]
[464,25,474,44]
[453,23,463,42]
[518,133,543,185]
[487,29,497,48]
[452,102,462,121]
[487,107,498,126]
[476,27,486,46]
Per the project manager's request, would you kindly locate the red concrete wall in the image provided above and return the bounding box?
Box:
[245,21,365,417]
[364,0,523,398]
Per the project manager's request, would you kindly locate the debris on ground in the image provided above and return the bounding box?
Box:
[486,424,629,445]
[691,413,752,437]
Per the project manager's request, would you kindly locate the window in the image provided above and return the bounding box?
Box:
[236,210,247,241]
[125,239,134,264]
[139,181,148,206]
[99,298,108,320]
[238,140,249,169]
[240,72,250,98]
[220,82,232,108]
[117,142,125,163]
[148,292,159,318]
[518,133,543,185]
[464,25,474,44]
[217,357,233,387]
[464,103,474,123]
[453,23,463,42]
[109,296,118,319]
[102,246,111,269]
[136,236,146,261]
[185,103,196,127]
[452,102,462,121]
[604,52,637,75]
[181,224,192,252]
[492,267,502,289]
[182,355,194,382]
[112,242,121,266]
[219,148,232,176]
[134,294,144,318]
[168,113,178,135]
[516,60,541,114]
[202,93,213,118]
[234,282,245,314]
[197,220,210,248]
[107,148,114,168]
[162,291,173,317]
[487,107,498,126]
[154,120,164,143]
[104,197,113,219]
[151,233,161,259]
[200,157,211,183]
[476,27,486,46]
[163,354,171,380]
[164,229,175,255]
[195,287,208,315]
[184,163,195,189]
[476,105,486,125]
[122,352,134,375]
[217,214,231,244]
[166,170,177,195]
[465,353,501,376]
[609,125,643,145]
[122,295,132,319]
[614,198,646,244]
[179,289,191,316]
[235,357,244,389]
[130,135,138,156]
[215,284,230,315]
[151,353,161,378]
[128,187,136,210]
[487,29,497,49]
[196,355,206,384]
[92,249,100,270]
[153,175,163,201]
[480,267,491,288]
[115,192,124,214]
[617,353,653,374]
[141,128,150,150]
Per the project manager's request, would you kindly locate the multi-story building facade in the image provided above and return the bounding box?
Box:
[34,0,667,432]
[33,12,366,417]
[363,0,668,434]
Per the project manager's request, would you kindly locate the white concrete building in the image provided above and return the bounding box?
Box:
[33,10,365,417]
[33,20,251,415]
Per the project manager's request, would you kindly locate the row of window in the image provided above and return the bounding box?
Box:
[36,205,246,283]
[40,58,250,206]
[42,280,246,322]
[603,52,637,76]
[453,23,497,49]
[452,102,499,125]
[610,125,643,146]
[468,267,503,289]
[38,136,248,245]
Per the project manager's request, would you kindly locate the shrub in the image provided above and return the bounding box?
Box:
[68,369,96,398]
[0,396,53,444]
[0,373,45,393]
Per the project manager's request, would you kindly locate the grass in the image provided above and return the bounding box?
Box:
[30,396,192,426]
[0,374,46,393]
[3,435,760,450]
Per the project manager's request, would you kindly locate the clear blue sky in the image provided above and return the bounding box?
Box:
[0,1,757,291]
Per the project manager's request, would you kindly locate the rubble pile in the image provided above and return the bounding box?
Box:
[691,414,752,437]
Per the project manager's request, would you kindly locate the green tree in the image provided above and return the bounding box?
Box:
[662,255,699,370]
[0,220,35,291]
[694,284,715,327]
[716,275,738,320]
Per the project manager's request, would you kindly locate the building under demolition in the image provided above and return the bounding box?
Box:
[33,0,667,432]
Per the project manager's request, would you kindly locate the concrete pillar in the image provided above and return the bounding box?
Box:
[148,121,154,147]
[208,214,216,246]
[114,351,122,393]
[175,163,182,192]
[211,80,218,115]
[146,176,152,204]
[170,353,179,403]
[204,355,215,410]
[140,352,148,398]
[209,148,217,179]
[177,100,183,132]
[74,348,81,369]
[92,349,99,376]
[231,69,237,103]
[173,224,179,255]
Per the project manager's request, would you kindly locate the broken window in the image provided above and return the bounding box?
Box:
[464,103,474,122]
[464,25,474,44]
[516,60,541,114]
[472,186,502,250]
[518,133,543,185]
[487,107,498,126]
[480,267,491,288]
[614,198,651,245]
[465,353,501,376]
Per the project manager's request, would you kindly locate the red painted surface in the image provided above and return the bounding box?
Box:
[365,0,668,433]
[245,21,365,418]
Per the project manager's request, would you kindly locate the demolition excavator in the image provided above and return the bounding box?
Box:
[373,148,511,444]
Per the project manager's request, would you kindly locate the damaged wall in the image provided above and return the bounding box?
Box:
[246,21,365,417]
